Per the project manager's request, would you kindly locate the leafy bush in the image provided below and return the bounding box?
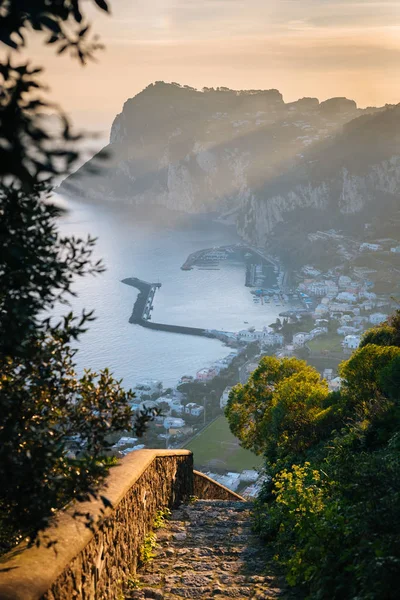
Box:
[228,313,400,598]
[0,0,155,555]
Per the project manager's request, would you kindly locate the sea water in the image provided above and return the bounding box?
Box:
[56,197,282,389]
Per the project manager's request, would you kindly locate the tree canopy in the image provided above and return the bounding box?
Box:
[0,0,155,555]
[226,312,400,599]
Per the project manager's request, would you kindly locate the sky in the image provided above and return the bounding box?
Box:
[28,0,400,136]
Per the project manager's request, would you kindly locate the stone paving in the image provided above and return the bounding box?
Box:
[127,500,294,600]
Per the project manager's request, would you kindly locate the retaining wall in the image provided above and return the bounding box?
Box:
[0,450,243,600]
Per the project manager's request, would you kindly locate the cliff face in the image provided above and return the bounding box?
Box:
[60,82,400,243]
[237,106,400,244]
[238,157,400,245]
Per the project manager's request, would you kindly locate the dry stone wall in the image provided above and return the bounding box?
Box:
[0,452,243,600]
[0,451,193,600]
[193,470,245,501]
[44,455,193,600]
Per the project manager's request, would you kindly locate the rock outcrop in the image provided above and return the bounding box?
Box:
[60,82,400,245]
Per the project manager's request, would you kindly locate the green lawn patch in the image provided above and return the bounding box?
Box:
[301,355,342,376]
[185,415,262,473]
[308,334,344,354]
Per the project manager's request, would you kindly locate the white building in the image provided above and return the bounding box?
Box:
[239,470,259,483]
[308,327,328,339]
[262,332,284,347]
[337,325,360,336]
[337,292,358,303]
[220,386,233,410]
[328,377,343,392]
[314,303,329,316]
[163,417,185,432]
[196,367,217,381]
[360,291,377,301]
[293,332,310,346]
[323,368,333,381]
[112,436,138,450]
[343,335,361,349]
[185,403,204,417]
[308,282,329,296]
[360,301,375,311]
[369,312,387,325]
[156,397,184,415]
[179,375,194,384]
[302,265,321,277]
[359,243,382,252]
[390,246,400,253]
[134,379,163,398]
[338,275,352,288]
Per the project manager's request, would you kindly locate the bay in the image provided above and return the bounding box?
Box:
[56,196,282,389]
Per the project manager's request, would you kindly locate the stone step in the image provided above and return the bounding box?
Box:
[126,499,294,600]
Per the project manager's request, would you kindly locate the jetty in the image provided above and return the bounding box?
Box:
[181,243,279,271]
[122,277,233,340]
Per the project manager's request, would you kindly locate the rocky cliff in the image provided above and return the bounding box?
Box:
[237,106,400,246]
[60,82,399,245]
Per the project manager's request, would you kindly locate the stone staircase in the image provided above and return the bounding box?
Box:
[128,499,294,600]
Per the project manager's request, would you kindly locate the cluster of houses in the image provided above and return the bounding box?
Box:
[235,327,284,346]
[194,350,241,381]
[295,265,393,351]
[360,241,400,253]
[203,469,261,494]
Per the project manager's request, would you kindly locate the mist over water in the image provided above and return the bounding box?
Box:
[56,196,283,389]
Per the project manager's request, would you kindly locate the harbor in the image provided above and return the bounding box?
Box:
[122,245,292,342]
[181,243,279,271]
[122,277,234,340]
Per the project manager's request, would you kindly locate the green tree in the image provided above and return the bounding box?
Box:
[226,356,330,459]
[339,343,400,409]
[244,314,400,598]
[0,1,155,554]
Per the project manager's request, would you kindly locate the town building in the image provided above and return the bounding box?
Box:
[343,335,361,349]
[163,417,186,434]
[337,291,358,303]
[337,325,360,336]
[328,377,343,392]
[314,303,329,316]
[309,327,328,339]
[196,367,217,381]
[262,332,284,346]
[323,368,333,381]
[133,379,163,398]
[369,312,387,325]
[359,243,382,252]
[179,375,194,384]
[293,332,309,346]
[338,275,352,288]
[184,403,204,417]
[220,386,233,410]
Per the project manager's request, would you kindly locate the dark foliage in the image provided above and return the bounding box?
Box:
[227,312,400,599]
[0,0,154,554]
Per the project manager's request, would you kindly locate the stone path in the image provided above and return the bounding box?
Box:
[127,500,294,600]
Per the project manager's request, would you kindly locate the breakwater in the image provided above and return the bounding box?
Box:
[122,277,218,339]
[181,244,279,271]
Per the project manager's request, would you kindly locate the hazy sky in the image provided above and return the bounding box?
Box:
[29,0,400,134]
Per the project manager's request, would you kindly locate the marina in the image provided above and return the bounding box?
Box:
[181,244,279,271]
[122,277,235,341]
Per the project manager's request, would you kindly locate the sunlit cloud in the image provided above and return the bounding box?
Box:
[27,0,400,129]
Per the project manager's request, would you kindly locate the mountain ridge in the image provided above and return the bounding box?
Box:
[60,82,400,256]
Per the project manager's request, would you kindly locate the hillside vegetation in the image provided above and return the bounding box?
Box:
[226,312,400,599]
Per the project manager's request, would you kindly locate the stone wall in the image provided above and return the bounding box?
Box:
[193,470,245,501]
[0,451,246,600]
[0,450,193,600]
